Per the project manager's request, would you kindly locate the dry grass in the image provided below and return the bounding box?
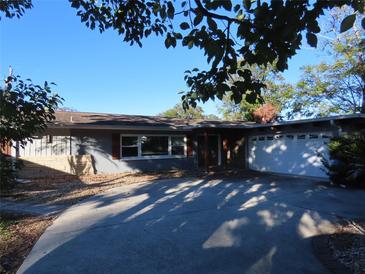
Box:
[0,212,53,274]
[1,170,206,206]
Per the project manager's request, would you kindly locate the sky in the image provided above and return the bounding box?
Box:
[0,0,330,117]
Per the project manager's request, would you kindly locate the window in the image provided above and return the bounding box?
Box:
[171,136,185,155]
[267,136,273,140]
[121,136,138,157]
[309,134,318,139]
[286,135,294,139]
[141,136,168,156]
[297,134,306,139]
[120,135,186,159]
[258,136,265,141]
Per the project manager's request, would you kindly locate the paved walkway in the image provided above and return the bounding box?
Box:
[17,175,365,274]
[0,199,66,216]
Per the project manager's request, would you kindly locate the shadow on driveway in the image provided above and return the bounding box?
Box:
[18,174,365,274]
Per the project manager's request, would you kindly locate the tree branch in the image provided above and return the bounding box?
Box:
[194,0,242,24]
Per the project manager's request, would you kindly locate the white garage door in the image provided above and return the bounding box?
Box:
[248,133,331,178]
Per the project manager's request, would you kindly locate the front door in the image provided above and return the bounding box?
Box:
[197,135,219,168]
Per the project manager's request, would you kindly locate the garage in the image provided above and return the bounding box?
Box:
[248,132,331,178]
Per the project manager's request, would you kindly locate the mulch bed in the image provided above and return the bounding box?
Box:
[0,212,54,274]
[312,219,365,274]
[0,170,206,206]
[0,169,261,207]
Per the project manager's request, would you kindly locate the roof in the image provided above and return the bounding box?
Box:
[50,111,365,131]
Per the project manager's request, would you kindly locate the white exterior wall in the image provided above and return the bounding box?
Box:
[18,135,71,157]
[248,132,331,178]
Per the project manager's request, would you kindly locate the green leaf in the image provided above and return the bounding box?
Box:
[244,0,251,10]
[167,2,175,19]
[165,36,171,48]
[340,14,356,33]
[160,7,166,19]
[180,22,190,30]
[70,1,80,9]
[306,32,317,48]
[222,1,232,11]
[207,18,217,30]
[194,13,203,26]
[174,32,183,39]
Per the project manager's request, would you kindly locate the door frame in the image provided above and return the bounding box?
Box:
[197,133,222,168]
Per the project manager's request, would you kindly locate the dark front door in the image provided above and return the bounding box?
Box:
[197,135,219,168]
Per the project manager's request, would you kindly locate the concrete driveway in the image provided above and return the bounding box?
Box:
[18,173,365,274]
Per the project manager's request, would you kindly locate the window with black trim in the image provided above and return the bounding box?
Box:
[121,136,138,157]
[141,136,168,156]
[171,136,185,156]
[120,135,186,159]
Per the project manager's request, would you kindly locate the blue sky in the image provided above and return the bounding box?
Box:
[0,0,329,116]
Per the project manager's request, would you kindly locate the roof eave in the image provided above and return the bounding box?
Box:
[48,124,193,131]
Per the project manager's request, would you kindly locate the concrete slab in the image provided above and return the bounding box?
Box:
[17,176,365,274]
[0,200,66,216]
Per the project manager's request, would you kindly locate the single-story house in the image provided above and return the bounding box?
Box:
[6,111,365,179]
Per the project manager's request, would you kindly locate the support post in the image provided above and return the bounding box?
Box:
[204,131,208,172]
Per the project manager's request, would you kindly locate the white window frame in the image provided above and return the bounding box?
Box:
[120,134,187,160]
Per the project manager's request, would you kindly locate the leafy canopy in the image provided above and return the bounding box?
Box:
[0,74,63,147]
[159,103,218,120]
[1,0,363,109]
[289,7,365,117]
[219,63,294,121]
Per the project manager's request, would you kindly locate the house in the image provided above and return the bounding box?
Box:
[8,111,365,179]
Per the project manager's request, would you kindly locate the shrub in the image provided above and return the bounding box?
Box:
[322,134,365,187]
[0,153,22,192]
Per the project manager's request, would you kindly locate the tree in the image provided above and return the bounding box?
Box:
[0,74,62,147]
[0,72,62,189]
[1,1,364,109]
[252,103,278,124]
[57,106,78,112]
[159,104,205,119]
[322,134,365,187]
[204,114,220,120]
[289,7,365,118]
[218,63,294,121]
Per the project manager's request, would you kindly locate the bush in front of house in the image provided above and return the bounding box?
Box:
[0,153,22,192]
[322,134,365,187]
